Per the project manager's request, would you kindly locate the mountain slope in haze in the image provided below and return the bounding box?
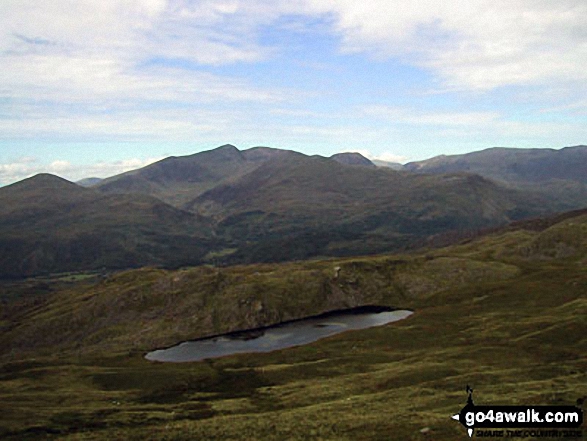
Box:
[405,145,587,208]
[76,177,103,187]
[188,153,557,263]
[0,174,214,278]
[372,159,404,170]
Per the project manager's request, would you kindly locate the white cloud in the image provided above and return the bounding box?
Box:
[0,156,163,186]
[361,105,500,127]
[0,1,298,69]
[2,1,585,95]
[0,106,253,143]
[270,108,328,118]
[0,0,297,143]
[375,152,409,164]
[541,99,587,115]
[0,0,584,151]
[305,0,587,90]
[0,53,289,106]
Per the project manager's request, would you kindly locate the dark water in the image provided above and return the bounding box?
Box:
[145,308,412,362]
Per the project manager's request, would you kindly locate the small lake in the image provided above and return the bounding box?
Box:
[145,306,413,363]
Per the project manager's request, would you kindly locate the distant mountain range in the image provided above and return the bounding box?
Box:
[1,144,586,278]
[405,146,587,207]
[404,145,587,183]
[185,150,551,264]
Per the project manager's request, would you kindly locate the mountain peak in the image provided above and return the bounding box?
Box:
[4,173,80,192]
[215,144,239,152]
[0,173,89,211]
[28,173,71,183]
[201,144,244,161]
[330,152,375,167]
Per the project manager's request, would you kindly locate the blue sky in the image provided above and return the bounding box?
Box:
[1,0,586,185]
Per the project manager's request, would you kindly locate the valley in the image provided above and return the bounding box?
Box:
[0,206,585,439]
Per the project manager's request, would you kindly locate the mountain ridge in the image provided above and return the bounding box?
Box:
[95,144,303,208]
[2,144,587,277]
[404,145,587,209]
[405,145,587,183]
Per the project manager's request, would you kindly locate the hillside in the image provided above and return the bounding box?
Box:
[188,153,557,263]
[0,208,585,439]
[76,177,103,187]
[0,174,214,278]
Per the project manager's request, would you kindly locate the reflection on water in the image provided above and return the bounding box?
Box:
[146,308,412,363]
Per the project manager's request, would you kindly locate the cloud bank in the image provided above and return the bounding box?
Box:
[308,0,587,89]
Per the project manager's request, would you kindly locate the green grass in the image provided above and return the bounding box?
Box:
[0,217,586,440]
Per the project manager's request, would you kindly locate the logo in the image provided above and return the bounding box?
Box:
[452,386,584,438]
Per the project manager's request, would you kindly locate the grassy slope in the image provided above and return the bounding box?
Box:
[0,216,586,440]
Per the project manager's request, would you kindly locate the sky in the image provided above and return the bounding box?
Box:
[1,0,587,185]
